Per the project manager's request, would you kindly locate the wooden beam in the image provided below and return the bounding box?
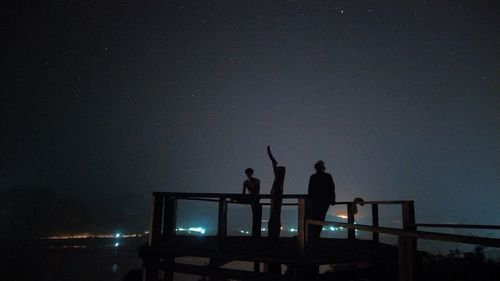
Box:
[254,203,262,273]
[218,197,227,241]
[372,204,379,243]
[142,256,160,281]
[415,223,500,230]
[297,198,306,255]
[400,201,416,281]
[173,263,287,281]
[320,221,500,248]
[149,193,164,246]
[162,197,177,240]
[347,202,355,240]
[154,192,308,199]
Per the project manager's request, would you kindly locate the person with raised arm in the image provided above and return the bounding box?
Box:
[266,145,286,274]
[267,145,286,239]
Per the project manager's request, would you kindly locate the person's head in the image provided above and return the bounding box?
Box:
[314,161,326,172]
[245,168,254,178]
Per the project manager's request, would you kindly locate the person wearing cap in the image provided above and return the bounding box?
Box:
[307,160,336,239]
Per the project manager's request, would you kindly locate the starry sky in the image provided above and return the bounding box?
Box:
[3,1,499,225]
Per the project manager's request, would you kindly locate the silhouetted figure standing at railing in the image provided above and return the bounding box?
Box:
[242,168,261,237]
[307,160,336,240]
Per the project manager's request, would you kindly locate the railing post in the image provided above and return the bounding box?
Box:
[143,257,160,281]
[347,202,355,240]
[252,201,262,238]
[149,193,164,246]
[253,202,262,273]
[296,198,306,281]
[399,201,416,281]
[218,197,227,241]
[372,204,379,242]
[297,198,306,254]
[145,193,163,281]
[162,196,177,240]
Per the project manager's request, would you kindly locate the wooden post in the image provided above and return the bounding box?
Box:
[162,197,177,240]
[347,202,355,240]
[218,197,227,241]
[161,197,176,281]
[297,198,306,281]
[162,257,174,281]
[297,198,306,254]
[399,201,416,281]
[253,202,262,273]
[149,193,164,246]
[252,201,262,238]
[143,257,160,281]
[372,204,379,242]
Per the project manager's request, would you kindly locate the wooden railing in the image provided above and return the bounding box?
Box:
[308,207,500,281]
[148,192,500,281]
[148,192,414,247]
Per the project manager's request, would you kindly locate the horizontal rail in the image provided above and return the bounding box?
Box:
[180,197,220,203]
[153,192,411,205]
[415,223,500,230]
[174,262,287,281]
[335,200,413,205]
[310,220,500,248]
[153,192,308,199]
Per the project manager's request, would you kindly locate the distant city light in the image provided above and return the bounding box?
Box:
[188,227,206,234]
[337,214,348,219]
[41,232,144,240]
[114,242,120,247]
[176,227,206,235]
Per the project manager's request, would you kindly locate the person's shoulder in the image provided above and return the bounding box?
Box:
[310,173,323,181]
[247,177,259,184]
[318,172,333,179]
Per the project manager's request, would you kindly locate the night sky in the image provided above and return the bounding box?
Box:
[3,1,499,225]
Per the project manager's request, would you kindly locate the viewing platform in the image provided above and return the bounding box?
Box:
[138,192,500,281]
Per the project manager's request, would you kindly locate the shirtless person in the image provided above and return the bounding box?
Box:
[243,168,260,237]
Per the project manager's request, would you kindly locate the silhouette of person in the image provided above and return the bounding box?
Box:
[242,168,261,237]
[307,160,336,240]
[266,145,286,274]
[267,145,285,241]
[243,168,260,196]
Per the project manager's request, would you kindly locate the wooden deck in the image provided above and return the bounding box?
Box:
[138,235,398,265]
[138,192,500,281]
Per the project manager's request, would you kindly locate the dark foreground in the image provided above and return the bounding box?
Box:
[1,237,499,281]
[1,237,145,281]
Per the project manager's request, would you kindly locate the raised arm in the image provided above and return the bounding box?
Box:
[267,145,278,167]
